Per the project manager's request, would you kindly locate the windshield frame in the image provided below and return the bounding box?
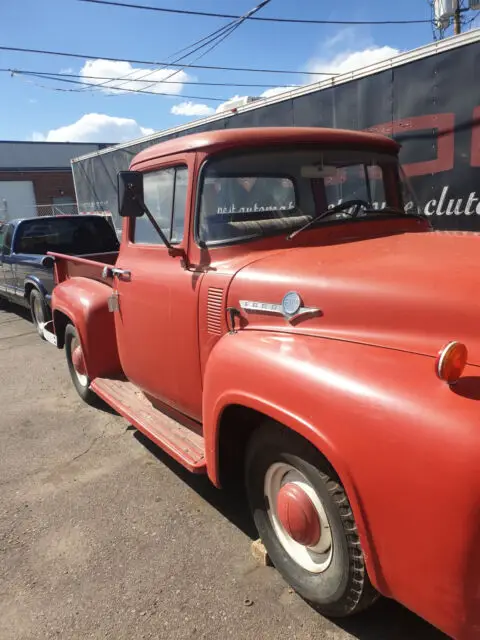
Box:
[194,143,408,249]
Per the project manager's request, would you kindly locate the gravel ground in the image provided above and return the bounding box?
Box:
[0,303,449,640]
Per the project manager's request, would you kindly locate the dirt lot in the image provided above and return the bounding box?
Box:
[0,304,449,640]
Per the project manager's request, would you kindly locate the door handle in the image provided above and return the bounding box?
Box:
[111,267,130,277]
[112,267,131,281]
[102,266,131,281]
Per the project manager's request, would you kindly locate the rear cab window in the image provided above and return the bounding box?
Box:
[14,216,119,255]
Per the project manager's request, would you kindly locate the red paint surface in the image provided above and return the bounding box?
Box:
[52,277,122,380]
[49,127,480,639]
[277,483,321,547]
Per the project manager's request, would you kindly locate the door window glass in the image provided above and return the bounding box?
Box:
[2,225,13,255]
[133,166,187,245]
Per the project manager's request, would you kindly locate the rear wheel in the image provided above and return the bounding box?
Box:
[65,323,98,406]
[29,289,50,339]
[245,422,378,617]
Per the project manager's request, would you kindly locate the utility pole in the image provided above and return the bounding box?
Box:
[453,1,462,34]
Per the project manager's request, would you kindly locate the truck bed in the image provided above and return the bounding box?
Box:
[48,251,118,286]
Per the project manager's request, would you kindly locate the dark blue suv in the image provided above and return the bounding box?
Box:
[0,215,119,338]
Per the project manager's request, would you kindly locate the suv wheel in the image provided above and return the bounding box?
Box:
[29,289,49,339]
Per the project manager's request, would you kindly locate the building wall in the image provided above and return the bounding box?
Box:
[0,141,111,170]
[0,170,75,207]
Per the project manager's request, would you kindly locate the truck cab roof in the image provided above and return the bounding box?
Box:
[131,126,400,168]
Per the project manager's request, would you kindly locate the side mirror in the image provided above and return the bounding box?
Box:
[117,171,145,218]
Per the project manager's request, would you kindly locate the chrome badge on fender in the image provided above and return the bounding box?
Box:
[239,292,320,322]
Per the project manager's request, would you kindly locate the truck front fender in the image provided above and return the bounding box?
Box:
[52,277,122,380]
[203,330,480,637]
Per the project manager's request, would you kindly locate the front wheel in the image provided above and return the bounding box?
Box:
[245,423,378,617]
[65,323,98,406]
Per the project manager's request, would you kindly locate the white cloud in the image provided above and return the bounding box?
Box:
[307,45,400,76]
[80,59,192,95]
[171,101,215,117]
[32,113,155,143]
[260,86,297,99]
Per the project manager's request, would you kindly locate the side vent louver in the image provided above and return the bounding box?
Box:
[207,287,224,335]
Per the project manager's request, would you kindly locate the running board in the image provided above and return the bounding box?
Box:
[90,377,206,473]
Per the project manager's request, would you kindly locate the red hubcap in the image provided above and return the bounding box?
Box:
[72,345,86,376]
[276,482,321,547]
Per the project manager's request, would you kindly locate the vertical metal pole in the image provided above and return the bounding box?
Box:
[454,1,462,34]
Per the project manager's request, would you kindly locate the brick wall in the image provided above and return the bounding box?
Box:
[0,170,75,205]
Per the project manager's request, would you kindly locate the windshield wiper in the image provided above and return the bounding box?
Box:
[362,206,424,220]
[287,199,371,240]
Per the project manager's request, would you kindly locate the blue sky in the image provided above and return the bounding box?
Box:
[0,0,472,142]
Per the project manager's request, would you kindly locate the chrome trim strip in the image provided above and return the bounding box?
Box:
[239,299,320,321]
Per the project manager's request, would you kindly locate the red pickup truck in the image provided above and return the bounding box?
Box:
[47,127,480,639]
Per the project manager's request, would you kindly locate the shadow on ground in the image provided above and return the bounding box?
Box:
[0,302,31,324]
[132,430,450,640]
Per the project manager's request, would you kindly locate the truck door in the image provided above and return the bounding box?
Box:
[0,224,17,298]
[112,161,203,421]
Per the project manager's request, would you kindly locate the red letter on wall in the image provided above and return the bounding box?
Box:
[366,114,455,178]
[471,106,480,167]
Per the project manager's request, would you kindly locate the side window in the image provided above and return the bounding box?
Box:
[133,166,188,245]
[2,225,13,255]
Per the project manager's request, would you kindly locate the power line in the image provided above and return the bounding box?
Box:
[78,0,432,25]
[0,45,338,75]
[91,0,267,92]
[108,1,270,94]
[12,70,229,100]
[2,67,295,89]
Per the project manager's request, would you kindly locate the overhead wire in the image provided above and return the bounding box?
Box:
[1,67,296,89]
[88,1,267,93]
[12,70,229,100]
[104,0,271,95]
[78,0,432,25]
[0,45,339,76]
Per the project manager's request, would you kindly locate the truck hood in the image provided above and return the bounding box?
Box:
[228,231,480,364]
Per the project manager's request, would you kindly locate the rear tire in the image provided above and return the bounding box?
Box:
[245,422,378,617]
[29,289,50,339]
[65,323,98,406]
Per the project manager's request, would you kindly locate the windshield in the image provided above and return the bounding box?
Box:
[198,147,414,245]
[15,216,119,255]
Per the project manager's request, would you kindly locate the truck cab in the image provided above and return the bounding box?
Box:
[48,127,480,639]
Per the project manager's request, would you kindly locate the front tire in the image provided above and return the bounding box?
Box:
[245,422,378,617]
[65,323,98,406]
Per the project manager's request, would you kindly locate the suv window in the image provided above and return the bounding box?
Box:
[133,166,188,245]
[2,225,13,255]
[14,216,119,255]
